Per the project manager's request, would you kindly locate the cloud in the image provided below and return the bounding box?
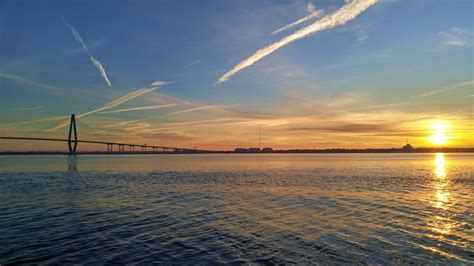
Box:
[0,71,109,100]
[287,123,390,133]
[272,3,324,35]
[161,118,233,126]
[306,2,317,13]
[104,117,151,128]
[345,103,412,112]
[437,27,473,49]
[351,23,371,44]
[63,18,112,86]
[465,94,474,98]
[416,80,474,97]
[185,60,201,68]
[325,92,371,108]
[167,105,226,116]
[48,86,164,131]
[145,93,192,105]
[150,80,173,87]
[99,104,177,114]
[216,0,377,84]
[137,131,198,142]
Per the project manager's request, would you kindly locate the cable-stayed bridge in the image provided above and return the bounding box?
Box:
[0,114,203,155]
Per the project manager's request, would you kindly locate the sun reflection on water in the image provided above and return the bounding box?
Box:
[434,153,449,209]
[429,153,456,240]
[434,153,446,179]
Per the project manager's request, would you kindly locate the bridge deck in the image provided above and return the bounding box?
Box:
[0,136,195,151]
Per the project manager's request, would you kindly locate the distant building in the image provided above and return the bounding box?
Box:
[262,147,273,152]
[402,143,413,151]
[234,148,248,153]
[248,147,261,153]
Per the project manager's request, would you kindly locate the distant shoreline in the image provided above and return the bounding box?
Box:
[1,147,473,155]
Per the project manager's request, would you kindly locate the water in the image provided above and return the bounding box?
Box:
[0,153,472,264]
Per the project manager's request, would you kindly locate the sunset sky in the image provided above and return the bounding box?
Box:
[0,0,473,151]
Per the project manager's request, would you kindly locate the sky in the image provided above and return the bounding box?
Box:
[0,0,473,151]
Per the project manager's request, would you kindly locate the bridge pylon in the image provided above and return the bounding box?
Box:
[68,114,78,155]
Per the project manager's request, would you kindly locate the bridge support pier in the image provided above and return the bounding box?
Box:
[68,114,78,155]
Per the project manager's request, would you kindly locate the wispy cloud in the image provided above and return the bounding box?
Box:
[416,80,474,97]
[272,2,324,35]
[0,71,66,95]
[465,94,474,98]
[104,117,151,128]
[0,71,107,100]
[150,80,173,87]
[286,123,391,133]
[185,60,201,68]
[216,0,377,84]
[436,27,473,49]
[161,118,234,126]
[167,105,226,116]
[345,102,412,112]
[145,93,192,105]
[351,23,371,44]
[325,92,371,108]
[63,18,112,86]
[99,104,177,114]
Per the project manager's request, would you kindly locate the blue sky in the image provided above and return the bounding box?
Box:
[0,0,473,150]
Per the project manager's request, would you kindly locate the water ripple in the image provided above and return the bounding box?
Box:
[0,153,473,264]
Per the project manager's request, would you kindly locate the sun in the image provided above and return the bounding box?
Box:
[429,121,449,146]
[430,132,447,145]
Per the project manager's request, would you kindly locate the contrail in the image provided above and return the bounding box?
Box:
[272,3,323,35]
[167,105,226,116]
[0,116,69,128]
[216,0,377,84]
[99,104,177,114]
[48,87,160,131]
[415,80,474,97]
[63,18,112,86]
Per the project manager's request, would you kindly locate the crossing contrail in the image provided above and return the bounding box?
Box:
[216,0,377,84]
[48,86,163,131]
